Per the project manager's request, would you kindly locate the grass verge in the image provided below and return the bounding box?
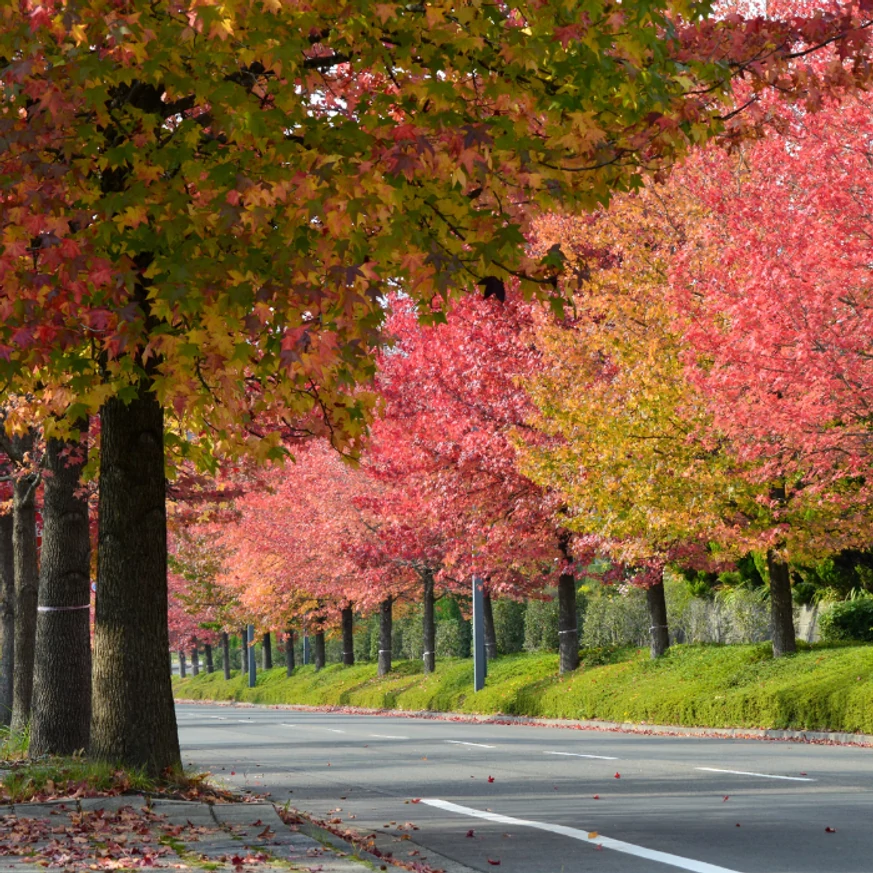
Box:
[174,642,873,734]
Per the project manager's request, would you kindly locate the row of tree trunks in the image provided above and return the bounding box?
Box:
[30,430,92,757]
[0,514,13,726]
[11,436,39,735]
[422,573,436,674]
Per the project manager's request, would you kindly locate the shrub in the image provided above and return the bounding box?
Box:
[524,595,559,652]
[493,599,526,654]
[819,597,873,642]
[436,617,470,658]
[580,585,649,649]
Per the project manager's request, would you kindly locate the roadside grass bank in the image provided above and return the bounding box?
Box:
[173,642,873,734]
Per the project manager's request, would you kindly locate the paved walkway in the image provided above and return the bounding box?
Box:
[0,795,408,872]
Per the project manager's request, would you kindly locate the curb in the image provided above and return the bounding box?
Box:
[175,698,873,747]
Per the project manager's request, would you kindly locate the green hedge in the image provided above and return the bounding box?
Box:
[173,642,873,734]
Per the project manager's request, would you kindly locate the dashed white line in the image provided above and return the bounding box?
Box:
[370,734,408,739]
[544,751,618,760]
[280,723,299,728]
[325,729,345,734]
[445,740,495,749]
[208,716,227,721]
[696,767,815,782]
[421,799,743,873]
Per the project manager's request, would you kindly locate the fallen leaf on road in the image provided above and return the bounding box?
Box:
[614,772,621,779]
[411,799,421,804]
[825,827,836,833]
[487,859,501,866]
[592,795,599,800]
[588,832,598,839]
[723,796,729,802]
[466,830,475,838]
[487,776,495,783]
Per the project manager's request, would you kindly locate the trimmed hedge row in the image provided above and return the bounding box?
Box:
[173,642,873,734]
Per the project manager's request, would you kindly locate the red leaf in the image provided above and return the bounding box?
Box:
[723,796,729,802]
[411,798,421,803]
[487,776,495,783]
[592,795,600,800]
[825,827,836,833]
[487,859,501,866]
[466,830,475,838]
[614,772,621,779]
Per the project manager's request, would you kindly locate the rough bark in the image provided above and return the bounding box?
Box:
[221,632,231,680]
[191,646,200,676]
[284,629,295,675]
[313,630,325,671]
[178,651,186,679]
[341,607,354,666]
[422,572,436,674]
[11,455,39,735]
[262,632,273,670]
[483,591,498,662]
[90,390,181,776]
[204,643,213,674]
[557,571,579,674]
[0,513,14,726]
[767,550,797,657]
[378,598,393,676]
[31,430,93,757]
[646,576,670,659]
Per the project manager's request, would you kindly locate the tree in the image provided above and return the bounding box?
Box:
[1,0,870,771]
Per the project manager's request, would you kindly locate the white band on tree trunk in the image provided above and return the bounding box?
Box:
[38,604,90,612]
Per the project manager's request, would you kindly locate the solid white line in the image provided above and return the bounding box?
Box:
[445,740,496,749]
[696,767,814,782]
[544,751,618,761]
[421,799,743,873]
[370,734,409,739]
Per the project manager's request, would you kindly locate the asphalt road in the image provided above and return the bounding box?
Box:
[177,703,872,873]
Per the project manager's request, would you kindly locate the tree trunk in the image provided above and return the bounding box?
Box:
[483,591,498,662]
[284,629,295,675]
[767,550,797,657]
[222,632,231,680]
[204,643,213,674]
[646,575,670,659]
[422,572,436,674]
[31,429,92,757]
[178,651,186,679]
[378,598,393,676]
[90,390,181,776]
[0,513,14,726]
[11,461,39,735]
[262,632,273,670]
[341,607,354,666]
[239,629,247,671]
[557,571,579,674]
[313,630,325,671]
[191,645,200,676]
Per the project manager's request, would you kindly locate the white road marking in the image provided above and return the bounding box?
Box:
[370,734,409,740]
[280,723,299,728]
[696,767,815,782]
[544,751,618,760]
[445,740,495,749]
[422,799,743,873]
[325,729,345,734]
[208,716,227,721]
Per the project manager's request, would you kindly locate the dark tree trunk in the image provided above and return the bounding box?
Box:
[222,632,231,680]
[11,457,39,735]
[557,571,579,674]
[646,575,670,659]
[204,643,214,674]
[0,513,13,726]
[483,591,498,662]
[262,632,273,670]
[31,429,92,757]
[191,645,200,676]
[313,630,325,671]
[90,390,181,776]
[284,629,295,675]
[767,550,797,657]
[341,607,354,666]
[422,572,436,674]
[378,598,393,676]
[178,651,186,679]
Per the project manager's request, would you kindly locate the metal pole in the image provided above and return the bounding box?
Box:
[303,634,311,665]
[247,624,256,688]
[473,574,486,691]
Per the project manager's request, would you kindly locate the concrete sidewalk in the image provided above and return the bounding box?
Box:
[0,795,408,872]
